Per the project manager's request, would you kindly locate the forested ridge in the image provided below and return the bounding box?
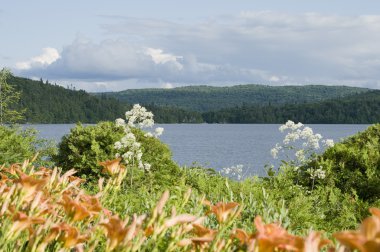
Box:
[100,84,369,112]
[7,74,380,124]
[202,90,380,124]
[8,75,127,123]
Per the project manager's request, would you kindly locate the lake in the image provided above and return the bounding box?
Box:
[24,124,370,177]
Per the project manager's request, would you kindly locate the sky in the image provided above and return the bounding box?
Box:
[1,0,380,91]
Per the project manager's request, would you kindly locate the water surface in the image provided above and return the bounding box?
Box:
[25,124,370,176]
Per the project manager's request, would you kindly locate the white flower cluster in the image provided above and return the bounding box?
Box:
[125,104,154,128]
[271,120,334,162]
[114,104,164,172]
[271,120,335,182]
[220,164,244,181]
[307,166,326,179]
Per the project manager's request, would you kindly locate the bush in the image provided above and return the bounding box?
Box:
[54,121,181,183]
[312,124,380,202]
[0,125,56,166]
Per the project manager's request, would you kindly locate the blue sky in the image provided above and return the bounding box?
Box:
[1,0,380,91]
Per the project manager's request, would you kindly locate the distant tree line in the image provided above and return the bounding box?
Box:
[101,84,368,112]
[6,73,380,124]
[201,90,380,124]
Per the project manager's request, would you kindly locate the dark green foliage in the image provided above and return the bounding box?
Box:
[100,84,368,112]
[0,125,56,166]
[202,90,380,124]
[7,75,127,123]
[53,122,124,180]
[0,69,25,124]
[54,122,181,183]
[313,124,380,202]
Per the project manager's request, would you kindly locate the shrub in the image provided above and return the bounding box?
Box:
[312,124,380,202]
[54,121,180,183]
[0,125,56,166]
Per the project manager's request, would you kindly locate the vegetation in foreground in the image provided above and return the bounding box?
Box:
[0,160,379,251]
[0,104,379,251]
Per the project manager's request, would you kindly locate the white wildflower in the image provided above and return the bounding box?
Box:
[115,118,125,127]
[323,139,334,148]
[154,127,164,137]
[271,148,279,159]
[132,142,141,149]
[114,141,123,150]
[220,164,244,181]
[144,132,153,138]
[295,149,305,163]
[143,163,151,171]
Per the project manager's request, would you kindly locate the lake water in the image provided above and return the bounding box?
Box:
[24,124,370,176]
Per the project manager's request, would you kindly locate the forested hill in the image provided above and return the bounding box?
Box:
[6,74,379,124]
[202,90,380,124]
[8,76,127,123]
[99,85,369,112]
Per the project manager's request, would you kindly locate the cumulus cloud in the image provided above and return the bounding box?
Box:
[15,11,380,90]
[16,47,60,70]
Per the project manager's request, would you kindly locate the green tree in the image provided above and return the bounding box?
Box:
[0,68,25,124]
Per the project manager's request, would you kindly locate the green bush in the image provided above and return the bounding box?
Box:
[0,125,56,166]
[311,124,380,202]
[54,122,181,183]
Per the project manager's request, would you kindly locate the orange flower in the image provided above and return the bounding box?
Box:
[232,228,256,250]
[210,202,240,223]
[191,224,217,245]
[99,158,125,176]
[254,216,304,252]
[9,212,45,236]
[52,223,88,248]
[100,216,128,250]
[304,231,332,252]
[15,172,48,202]
[60,194,90,221]
[164,214,198,228]
[80,194,103,216]
[334,207,380,252]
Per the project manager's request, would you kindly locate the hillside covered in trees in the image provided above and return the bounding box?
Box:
[202,90,380,124]
[100,84,369,112]
[5,74,380,124]
[8,75,127,123]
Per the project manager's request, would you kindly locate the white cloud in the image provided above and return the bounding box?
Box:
[146,48,183,66]
[161,82,174,89]
[16,47,60,70]
[15,11,380,90]
[269,76,280,82]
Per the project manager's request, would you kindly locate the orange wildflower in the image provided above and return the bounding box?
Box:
[99,158,125,176]
[334,207,380,252]
[52,223,88,248]
[15,172,48,202]
[190,224,217,246]
[210,202,240,223]
[60,194,90,221]
[80,194,103,216]
[232,228,256,250]
[100,216,128,250]
[9,212,45,236]
[254,216,304,251]
[164,214,198,228]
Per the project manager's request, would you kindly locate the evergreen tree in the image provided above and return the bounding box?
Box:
[0,68,25,124]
